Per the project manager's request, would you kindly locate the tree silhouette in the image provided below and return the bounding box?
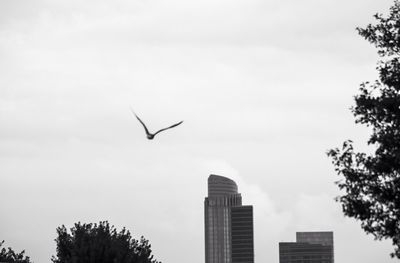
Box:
[51,221,160,263]
[0,240,32,263]
[328,0,400,258]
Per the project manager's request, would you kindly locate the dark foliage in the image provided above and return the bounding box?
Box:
[51,221,160,263]
[327,0,400,258]
[0,240,32,263]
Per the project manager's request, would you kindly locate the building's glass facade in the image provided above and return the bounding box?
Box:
[279,243,333,263]
[231,206,254,263]
[296,232,334,246]
[204,175,253,263]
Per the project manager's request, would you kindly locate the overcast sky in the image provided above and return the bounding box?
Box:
[0,0,398,262]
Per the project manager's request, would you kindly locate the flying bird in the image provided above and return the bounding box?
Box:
[130,109,183,140]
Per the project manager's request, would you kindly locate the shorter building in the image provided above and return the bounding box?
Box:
[296,232,334,248]
[279,232,334,263]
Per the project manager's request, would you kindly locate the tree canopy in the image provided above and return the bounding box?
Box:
[0,240,32,263]
[51,221,160,263]
[328,0,400,258]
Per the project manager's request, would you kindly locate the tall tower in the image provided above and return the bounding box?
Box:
[204,174,254,263]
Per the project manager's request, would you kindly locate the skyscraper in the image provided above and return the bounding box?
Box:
[204,174,254,263]
[279,231,334,263]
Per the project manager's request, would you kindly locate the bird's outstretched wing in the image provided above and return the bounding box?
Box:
[130,108,150,135]
[154,121,184,136]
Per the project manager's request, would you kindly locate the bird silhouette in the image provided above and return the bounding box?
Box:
[130,109,183,140]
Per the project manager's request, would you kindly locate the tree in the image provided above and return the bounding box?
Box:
[327,0,400,258]
[51,221,160,263]
[0,240,32,263]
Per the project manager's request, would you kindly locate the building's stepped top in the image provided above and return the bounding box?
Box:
[208,174,239,197]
